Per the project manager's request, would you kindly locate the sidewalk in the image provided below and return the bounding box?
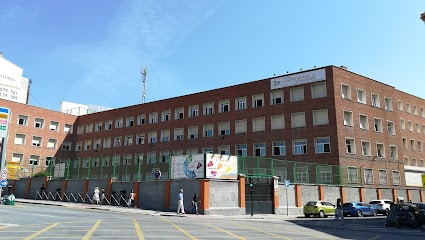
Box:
[14,198,301,220]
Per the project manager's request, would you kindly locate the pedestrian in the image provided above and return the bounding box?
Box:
[177,189,185,214]
[192,193,200,214]
[100,188,106,204]
[93,187,100,205]
[128,190,135,208]
[332,198,344,225]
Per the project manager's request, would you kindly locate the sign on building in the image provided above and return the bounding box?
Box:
[0,107,10,138]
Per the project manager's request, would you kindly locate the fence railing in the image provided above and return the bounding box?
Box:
[35,191,132,207]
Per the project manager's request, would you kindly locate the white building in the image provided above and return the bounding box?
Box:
[0,52,30,104]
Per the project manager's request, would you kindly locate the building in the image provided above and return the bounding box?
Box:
[1,65,425,188]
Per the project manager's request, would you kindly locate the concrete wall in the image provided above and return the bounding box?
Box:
[10,177,424,215]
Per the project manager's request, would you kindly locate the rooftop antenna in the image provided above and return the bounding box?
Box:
[141,65,147,104]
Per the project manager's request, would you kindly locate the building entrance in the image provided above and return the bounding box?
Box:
[245,177,274,214]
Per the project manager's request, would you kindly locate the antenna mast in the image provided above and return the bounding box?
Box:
[141,65,147,104]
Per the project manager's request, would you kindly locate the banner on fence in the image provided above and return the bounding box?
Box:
[205,154,238,180]
[171,154,205,179]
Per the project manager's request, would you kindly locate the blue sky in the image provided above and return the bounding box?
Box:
[1,0,424,111]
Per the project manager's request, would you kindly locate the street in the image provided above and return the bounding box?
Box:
[0,203,424,239]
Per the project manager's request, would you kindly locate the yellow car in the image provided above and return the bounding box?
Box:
[303,201,336,218]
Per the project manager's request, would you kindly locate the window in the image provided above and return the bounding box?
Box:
[400,119,405,130]
[402,137,407,148]
[357,89,366,104]
[34,118,44,128]
[126,116,134,127]
[293,139,307,155]
[203,102,214,115]
[254,142,266,157]
[418,141,423,151]
[64,124,73,134]
[218,122,230,136]
[174,128,184,140]
[17,115,28,126]
[341,84,351,100]
[291,112,306,128]
[315,137,330,153]
[105,120,113,130]
[271,114,285,130]
[14,133,26,145]
[49,121,59,131]
[312,109,328,126]
[189,105,199,117]
[364,168,373,184]
[159,130,169,142]
[397,100,403,111]
[406,103,411,113]
[290,86,304,102]
[345,138,355,154]
[359,114,369,130]
[125,135,133,146]
[32,136,42,147]
[296,165,308,182]
[114,137,122,147]
[29,155,40,166]
[149,112,158,123]
[379,170,387,185]
[95,122,102,132]
[86,123,93,133]
[93,139,101,149]
[311,82,327,99]
[160,151,170,163]
[47,139,57,149]
[389,146,398,160]
[61,142,72,151]
[175,107,184,120]
[84,140,91,150]
[137,114,146,125]
[416,123,420,133]
[384,97,393,111]
[76,125,84,134]
[421,108,425,118]
[343,110,354,127]
[373,118,382,132]
[203,124,213,137]
[188,126,198,139]
[318,165,332,183]
[376,143,385,158]
[387,121,395,135]
[75,141,82,151]
[147,152,156,164]
[148,131,157,143]
[392,171,400,185]
[219,99,230,113]
[410,139,415,150]
[271,90,284,104]
[371,93,380,108]
[361,141,371,156]
[136,133,145,145]
[273,141,286,156]
[236,144,247,156]
[252,93,264,108]
[158,110,170,122]
[252,118,265,132]
[413,105,418,115]
[202,147,212,154]
[235,119,247,134]
[408,121,413,132]
[218,145,230,155]
[347,167,359,183]
[235,96,247,110]
[115,118,123,128]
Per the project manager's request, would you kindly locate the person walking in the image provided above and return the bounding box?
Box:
[332,198,344,225]
[192,193,200,214]
[177,189,185,214]
[128,190,135,208]
[100,188,106,204]
[93,187,100,205]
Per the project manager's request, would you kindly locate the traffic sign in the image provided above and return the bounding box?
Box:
[0,179,7,187]
[0,167,8,180]
[0,107,10,138]
[284,180,290,188]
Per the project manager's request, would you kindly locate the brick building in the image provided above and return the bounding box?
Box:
[1,65,425,187]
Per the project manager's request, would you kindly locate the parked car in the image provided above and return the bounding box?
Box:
[394,203,425,227]
[303,201,335,218]
[369,199,393,215]
[413,202,425,211]
[342,202,377,217]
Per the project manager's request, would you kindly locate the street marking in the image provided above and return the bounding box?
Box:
[201,221,246,240]
[161,217,197,240]
[23,222,60,240]
[133,218,145,240]
[229,222,291,239]
[82,220,102,240]
[31,214,56,218]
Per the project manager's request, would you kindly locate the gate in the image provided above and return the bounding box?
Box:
[245,177,274,214]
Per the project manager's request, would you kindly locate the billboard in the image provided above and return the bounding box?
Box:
[205,153,238,179]
[171,154,205,179]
